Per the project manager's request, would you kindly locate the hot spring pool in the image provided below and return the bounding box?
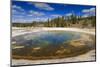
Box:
[12,31,95,60]
[12,31,81,47]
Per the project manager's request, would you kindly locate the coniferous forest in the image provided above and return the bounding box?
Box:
[12,14,96,28]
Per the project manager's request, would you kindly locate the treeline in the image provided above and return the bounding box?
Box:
[12,14,96,28]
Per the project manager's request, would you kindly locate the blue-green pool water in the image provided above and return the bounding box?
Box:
[12,31,81,47]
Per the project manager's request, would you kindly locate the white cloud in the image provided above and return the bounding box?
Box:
[82,7,96,13]
[33,17,48,22]
[82,9,89,13]
[51,14,62,17]
[82,7,96,17]
[12,5,25,15]
[12,10,17,13]
[82,14,89,18]
[12,9,25,15]
[33,3,54,11]
[28,10,45,16]
[12,9,19,15]
[12,17,48,23]
[12,18,33,23]
[12,5,21,9]
[12,15,24,18]
[12,5,25,11]
[66,13,73,16]
[90,8,96,13]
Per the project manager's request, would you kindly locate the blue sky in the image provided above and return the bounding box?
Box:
[12,1,96,23]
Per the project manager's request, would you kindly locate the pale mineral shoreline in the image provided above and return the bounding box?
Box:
[12,27,95,37]
[12,27,96,66]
